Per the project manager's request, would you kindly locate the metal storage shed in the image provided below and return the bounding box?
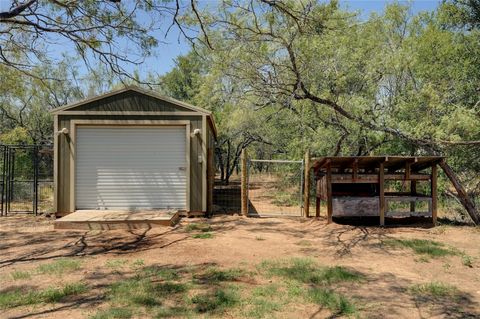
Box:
[51,86,217,218]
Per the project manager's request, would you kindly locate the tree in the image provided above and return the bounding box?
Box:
[186,0,479,221]
[0,0,211,82]
[0,58,83,144]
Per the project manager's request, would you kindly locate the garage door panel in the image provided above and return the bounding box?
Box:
[75,126,187,210]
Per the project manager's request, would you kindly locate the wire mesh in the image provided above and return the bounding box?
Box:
[247,159,304,217]
[212,174,242,215]
[1,145,53,215]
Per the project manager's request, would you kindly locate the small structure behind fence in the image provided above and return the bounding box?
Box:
[0,144,53,216]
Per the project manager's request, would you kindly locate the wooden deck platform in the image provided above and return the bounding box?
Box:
[54,210,181,230]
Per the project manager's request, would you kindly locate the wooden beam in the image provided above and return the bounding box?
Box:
[379,162,385,226]
[304,150,311,218]
[326,160,333,224]
[431,164,438,225]
[316,196,320,218]
[241,149,248,216]
[410,180,417,212]
[439,161,479,225]
[330,173,430,183]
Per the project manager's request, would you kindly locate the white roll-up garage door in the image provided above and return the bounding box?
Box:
[75,126,187,210]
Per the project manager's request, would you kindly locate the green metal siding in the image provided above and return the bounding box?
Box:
[54,94,207,214]
[67,91,195,113]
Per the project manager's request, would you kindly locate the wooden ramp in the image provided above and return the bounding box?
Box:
[54,210,181,230]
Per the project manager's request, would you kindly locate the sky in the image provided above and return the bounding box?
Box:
[145,0,442,77]
[0,0,442,79]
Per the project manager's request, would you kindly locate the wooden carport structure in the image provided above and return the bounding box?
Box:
[311,156,444,226]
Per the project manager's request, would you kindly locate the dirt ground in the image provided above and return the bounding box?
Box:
[1,214,479,318]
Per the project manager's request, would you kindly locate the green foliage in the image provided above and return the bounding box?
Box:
[191,287,240,313]
[159,0,480,217]
[10,270,31,280]
[192,232,214,239]
[260,258,363,284]
[383,239,458,257]
[251,258,360,317]
[461,254,474,267]
[194,267,245,283]
[105,259,128,270]
[0,127,33,145]
[90,307,133,319]
[142,266,180,281]
[0,282,87,309]
[185,222,211,232]
[107,272,188,307]
[37,258,82,275]
[408,282,460,299]
[308,288,356,315]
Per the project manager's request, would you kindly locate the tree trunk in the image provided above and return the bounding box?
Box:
[439,161,479,225]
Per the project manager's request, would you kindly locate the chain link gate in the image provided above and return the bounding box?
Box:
[0,145,54,216]
[247,159,305,217]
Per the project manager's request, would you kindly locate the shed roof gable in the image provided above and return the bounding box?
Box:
[50,86,211,115]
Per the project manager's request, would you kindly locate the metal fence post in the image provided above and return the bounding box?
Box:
[241,148,248,216]
[304,150,311,218]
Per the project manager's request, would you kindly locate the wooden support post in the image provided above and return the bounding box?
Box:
[352,159,358,182]
[410,180,416,212]
[326,161,333,224]
[316,196,321,218]
[304,150,310,218]
[379,162,385,226]
[431,164,438,225]
[405,161,411,180]
[241,148,248,216]
[207,147,214,215]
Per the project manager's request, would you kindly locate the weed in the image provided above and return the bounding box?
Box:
[105,259,128,270]
[107,278,187,309]
[308,288,356,315]
[260,258,362,284]
[195,267,244,283]
[255,236,266,241]
[185,223,211,233]
[192,232,213,239]
[42,283,87,303]
[37,258,82,275]
[443,263,452,272]
[10,270,31,280]
[131,259,145,269]
[415,256,430,263]
[243,284,284,318]
[142,266,180,280]
[461,254,474,268]
[409,282,460,299]
[90,307,133,319]
[296,240,313,246]
[191,287,239,313]
[155,282,188,296]
[383,239,457,257]
[108,278,160,307]
[0,282,87,309]
[155,306,190,318]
